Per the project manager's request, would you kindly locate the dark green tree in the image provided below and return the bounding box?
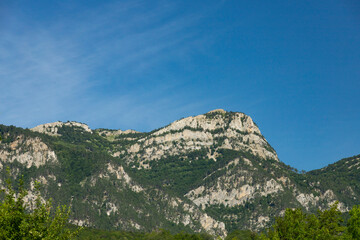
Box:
[261,202,346,240]
[225,229,258,240]
[0,174,81,239]
[346,205,360,239]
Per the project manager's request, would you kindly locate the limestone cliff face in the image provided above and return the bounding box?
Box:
[74,161,227,237]
[126,109,278,165]
[31,121,92,136]
[0,135,57,169]
[187,176,283,209]
[295,190,348,212]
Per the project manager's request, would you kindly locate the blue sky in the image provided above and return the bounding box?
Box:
[1,0,359,171]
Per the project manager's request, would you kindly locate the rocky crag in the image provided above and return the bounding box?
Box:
[0,110,359,237]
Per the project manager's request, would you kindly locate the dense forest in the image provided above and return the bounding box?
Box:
[77,203,360,239]
[1,176,359,239]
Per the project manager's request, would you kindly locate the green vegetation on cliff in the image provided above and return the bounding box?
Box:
[1,111,360,237]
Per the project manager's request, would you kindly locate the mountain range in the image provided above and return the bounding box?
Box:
[0,109,359,238]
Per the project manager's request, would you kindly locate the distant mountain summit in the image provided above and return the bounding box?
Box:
[0,110,359,237]
[31,121,92,136]
[120,110,278,168]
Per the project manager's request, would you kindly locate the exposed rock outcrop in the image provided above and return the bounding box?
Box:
[31,121,92,136]
[127,110,278,164]
[0,135,57,168]
[187,178,283,208]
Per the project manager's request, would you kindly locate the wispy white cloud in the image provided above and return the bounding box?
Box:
[0,1,223,130]
[0,24,89,126]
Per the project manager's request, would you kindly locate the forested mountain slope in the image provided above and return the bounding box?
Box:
[306,155,360,207]
[0,109,358,237]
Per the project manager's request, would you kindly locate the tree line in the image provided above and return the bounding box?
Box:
[1,174,359,239]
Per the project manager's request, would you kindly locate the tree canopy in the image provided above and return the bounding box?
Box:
[260,202,360,240]
[0,174,81,239]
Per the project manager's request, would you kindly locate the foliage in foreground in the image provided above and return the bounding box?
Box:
[0,174,81,239]
[260,203,360,240]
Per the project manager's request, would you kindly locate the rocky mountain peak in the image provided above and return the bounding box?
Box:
[126,110,278,162]
[153,110,261,136]
[31,121,92,136]
[207,109,227,114]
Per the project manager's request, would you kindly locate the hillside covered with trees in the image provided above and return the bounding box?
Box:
[0,110,359,238]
